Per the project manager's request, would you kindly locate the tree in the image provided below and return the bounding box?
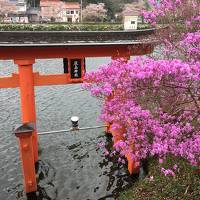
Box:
[82,3,107,22]
[62,0,141,20]
[121,2,144,16]
[27,0,40,8]
[0,0,17,18]
[83,0,200,174]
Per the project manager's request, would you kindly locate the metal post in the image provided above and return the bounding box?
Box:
[15,59,38,162]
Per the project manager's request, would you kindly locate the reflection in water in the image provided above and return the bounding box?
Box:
[23,136,137,200]
[0,58,138,200]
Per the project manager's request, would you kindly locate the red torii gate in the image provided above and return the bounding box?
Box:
[0,30,156,193]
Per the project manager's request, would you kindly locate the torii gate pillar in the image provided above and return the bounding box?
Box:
[0,28,159,193]
[15,59,38,162]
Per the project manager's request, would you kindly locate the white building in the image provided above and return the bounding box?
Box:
[16,0,27,13]
[1,0,80,23]
[63,2,80,23]
[0,0,29,22]
[124,15,138,30]
[40,1,80,23]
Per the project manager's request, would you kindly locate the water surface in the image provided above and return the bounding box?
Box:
[0,58,136,200]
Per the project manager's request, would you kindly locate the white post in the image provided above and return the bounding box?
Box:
[80,0,83,23]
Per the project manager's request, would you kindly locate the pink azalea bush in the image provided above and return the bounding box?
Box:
[83,0,200,175]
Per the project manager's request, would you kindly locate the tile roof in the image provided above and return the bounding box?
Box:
[40,0,80,9]
[63,2,80,9]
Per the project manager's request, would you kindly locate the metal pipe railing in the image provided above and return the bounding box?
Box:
[38,125,107,136]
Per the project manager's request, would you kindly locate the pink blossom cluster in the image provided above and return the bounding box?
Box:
[181,31,200,61]
[83,58,200,167]
[161,167,175,177]
[142,0,200,70]
[142,0,199,26]
[82,0,200,176]
[82,3,107,22]
[142,0,182,25]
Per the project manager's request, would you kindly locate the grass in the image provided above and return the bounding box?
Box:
[119,157,200,200]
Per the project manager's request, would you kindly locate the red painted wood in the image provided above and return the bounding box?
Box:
[15,59,38,163]
[16,132,37,193]
[0,42,155,192]
[0,44,153,60]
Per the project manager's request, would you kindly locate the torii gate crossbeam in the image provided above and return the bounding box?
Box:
[0,29,158,193]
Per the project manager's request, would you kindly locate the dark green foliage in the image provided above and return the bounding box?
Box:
[0,23,123,31]
[28,0,40,7]
[0,23,151,31]
[119,157,200,200]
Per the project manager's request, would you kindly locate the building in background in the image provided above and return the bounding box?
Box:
[26,0,40,22]
[0,0,16,22]
[17,0,26,13]
[115,0,145,24]
[0,0,29,23]
[16,0,29,22]
[40,0,62,22]
[40,0,80,23]
[124,15,138,30]
[0,0,80,23]
[63,2,80,23]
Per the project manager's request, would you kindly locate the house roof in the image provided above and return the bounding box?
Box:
[0,0,17,14]
[63,2,80,9]
[40,1,80,9]
[40,0,61,7]
[40,0,60,1]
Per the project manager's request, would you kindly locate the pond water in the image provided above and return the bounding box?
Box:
[0,58,137,200]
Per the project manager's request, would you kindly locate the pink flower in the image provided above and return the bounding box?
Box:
[98,141,105,148]
[82,0,200,178]
[161,168,175,177]
[173,164,178,170]
[104,149,109,156]
[149,176,154,181]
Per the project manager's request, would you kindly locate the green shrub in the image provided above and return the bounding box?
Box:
[0,23,152,31]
